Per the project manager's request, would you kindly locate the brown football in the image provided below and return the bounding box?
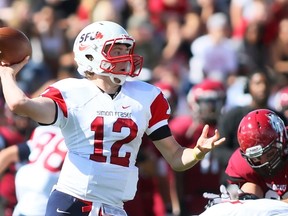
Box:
[0,27,32,65]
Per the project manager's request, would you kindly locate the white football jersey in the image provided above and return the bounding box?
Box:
[13,125,66,216]
[41,78,171,207]
[199,199,288,216]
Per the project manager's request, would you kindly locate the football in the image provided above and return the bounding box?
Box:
[0,27,32,65]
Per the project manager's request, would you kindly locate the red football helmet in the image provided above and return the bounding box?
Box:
[187,79,226,124]
[237,109,288,177]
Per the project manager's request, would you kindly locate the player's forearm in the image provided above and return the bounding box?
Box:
[154,137,203,171]
[0,71,30,116]
[0,70,55,124]
[0,145,20,175]
[159,144,205,172]
[171,146,205,171]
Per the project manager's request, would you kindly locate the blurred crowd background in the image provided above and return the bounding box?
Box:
[1,0,288,216]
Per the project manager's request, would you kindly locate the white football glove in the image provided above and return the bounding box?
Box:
[203,184,259,209]
[203,185,231,208]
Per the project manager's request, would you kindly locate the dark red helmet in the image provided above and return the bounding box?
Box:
[237,109,288,177]
[187,79,226,124]
[154,81,177,103]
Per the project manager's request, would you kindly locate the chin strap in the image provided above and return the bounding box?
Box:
[109,74,127,85]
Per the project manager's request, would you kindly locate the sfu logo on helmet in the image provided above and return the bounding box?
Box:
[79,31,104,43]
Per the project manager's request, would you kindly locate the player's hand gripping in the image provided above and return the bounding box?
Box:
[0,56,29,77]
[193,125,225,160]
[203,185,231,208]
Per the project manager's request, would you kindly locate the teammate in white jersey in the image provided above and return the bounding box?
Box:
[0,125,66,216]
[0,21,225,216]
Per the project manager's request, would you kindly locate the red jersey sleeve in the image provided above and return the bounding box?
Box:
[225,148,263,187]
[148,92,170,128]
[41,86,68,118]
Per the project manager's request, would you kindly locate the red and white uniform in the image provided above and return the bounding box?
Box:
[13,125,66,216]
[41,78,170,208]
[226,149,288,199]
[200,199,288,216]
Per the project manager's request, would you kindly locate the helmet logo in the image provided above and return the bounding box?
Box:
[95,32,103,39]
[268,113,284,134]
[79,31,104,43]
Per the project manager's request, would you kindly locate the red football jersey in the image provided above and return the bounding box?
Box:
[226,148,288,199]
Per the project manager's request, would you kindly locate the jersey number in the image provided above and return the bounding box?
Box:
[30,132,66,172]
[89,117,138,167]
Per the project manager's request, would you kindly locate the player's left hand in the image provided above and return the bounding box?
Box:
[195,125,226,155]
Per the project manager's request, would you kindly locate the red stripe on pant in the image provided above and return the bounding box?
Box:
[77,198,92,213]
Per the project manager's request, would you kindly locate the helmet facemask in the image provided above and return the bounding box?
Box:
[101,38,143,76]
[99,38,143,85]
[241,141,287,178]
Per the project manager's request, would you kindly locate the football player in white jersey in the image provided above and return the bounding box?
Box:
[0,125,66,216]
[0,21,225,216]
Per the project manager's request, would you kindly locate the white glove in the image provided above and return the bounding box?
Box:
[203,184,239,208]
[203,184,259,209]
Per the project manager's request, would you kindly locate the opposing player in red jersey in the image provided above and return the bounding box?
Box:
[225,109,288,202]
[0,21,225,216]
[169,79,226,215]
[0,125,66,215]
